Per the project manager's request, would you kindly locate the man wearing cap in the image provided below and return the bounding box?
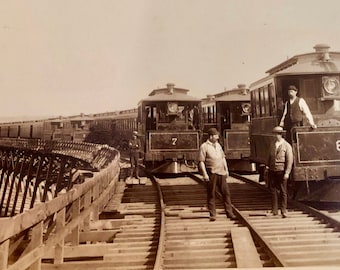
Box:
[279,85,317,143]
[128,131,142,180]
[199,128,236,221]
[267,126,293,218]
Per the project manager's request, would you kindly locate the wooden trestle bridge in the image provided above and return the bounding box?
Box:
[0,138,120,270]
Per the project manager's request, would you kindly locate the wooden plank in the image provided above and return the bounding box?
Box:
[28,221,43,270]
[0,239,9,270]
[70,198,80,245]
[43,243,117,259]
[54,208,65,264]
[64,230,120,243]
[231,227,262,268]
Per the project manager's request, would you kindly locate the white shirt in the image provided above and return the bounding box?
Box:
[279,97,316,127]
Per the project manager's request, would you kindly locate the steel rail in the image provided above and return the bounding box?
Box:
[230,172,340,267]
[145,170,166,270]
[189,172,285,267]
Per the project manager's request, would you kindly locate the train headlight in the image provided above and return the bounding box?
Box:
[322,76,340,98]
[167,102,178,114]
[242,103,251,114]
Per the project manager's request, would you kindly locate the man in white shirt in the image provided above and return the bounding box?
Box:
[199,128,236,221]
[279,85,317,143]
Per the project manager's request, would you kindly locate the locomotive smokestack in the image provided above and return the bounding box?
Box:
[166,83,175,94]
[314,44,331,62]
[237,84,248,95]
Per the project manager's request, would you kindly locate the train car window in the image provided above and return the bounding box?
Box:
[250,91,256,118]
[254,89,261,118]
[260,87,266,116]
[231,103,244,123]
[262,85,270,116]
[207,105,216,123]
[301,78,319,112]
[269,84,276,116]
[207,107,212,123]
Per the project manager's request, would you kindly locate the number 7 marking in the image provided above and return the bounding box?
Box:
[172,137,178,145]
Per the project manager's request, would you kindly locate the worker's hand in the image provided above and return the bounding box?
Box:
[311,124,317,129]
[283,173,290,180]
[203,174,209,182]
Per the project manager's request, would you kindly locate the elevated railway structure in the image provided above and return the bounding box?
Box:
[1,138,340,269]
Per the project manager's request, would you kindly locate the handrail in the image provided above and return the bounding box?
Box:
[0,150,120,270]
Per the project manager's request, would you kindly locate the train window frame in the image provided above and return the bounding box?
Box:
[269,83,276,116]
[254,89,261,118]
[259,87,266,116]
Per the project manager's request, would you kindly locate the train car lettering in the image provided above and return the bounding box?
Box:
[336,140,340,151]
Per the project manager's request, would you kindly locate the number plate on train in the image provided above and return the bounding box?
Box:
[149,132,199,151]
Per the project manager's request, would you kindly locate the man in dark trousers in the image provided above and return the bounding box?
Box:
[128,131,141,180]
[267,126,293,218]
[199,128,236,221]
[279,85,317,143]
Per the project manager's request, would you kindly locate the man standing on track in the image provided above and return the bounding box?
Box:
[267,126,293,218]
[199,128,236,221]
[128,130,141,181]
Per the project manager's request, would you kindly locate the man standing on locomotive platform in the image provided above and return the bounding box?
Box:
[279,85,317,144]
[199,128,236,221]
[128,131,141,181]
[267,126,293,218]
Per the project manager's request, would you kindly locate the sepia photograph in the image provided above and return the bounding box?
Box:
[0,1,340,269]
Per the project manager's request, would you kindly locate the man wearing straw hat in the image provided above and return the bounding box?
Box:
[267,126,293,218]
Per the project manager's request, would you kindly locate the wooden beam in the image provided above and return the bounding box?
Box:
[231,227,262,268]
[0,239,9,270]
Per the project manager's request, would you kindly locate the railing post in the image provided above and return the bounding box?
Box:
[0,239,9,270]
[92,184,99,221]
[28,221,43,270]
[70,198,80,245]
[82,192,91,232]
[54,208,65,264]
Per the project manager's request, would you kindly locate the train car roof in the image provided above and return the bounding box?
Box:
[139,84,199,104]
[202,85,250,103]
[250,44,340,88]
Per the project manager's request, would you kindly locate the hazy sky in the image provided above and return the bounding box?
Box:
[1,0,340,120]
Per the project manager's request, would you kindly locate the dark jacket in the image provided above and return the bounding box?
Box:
[128,137,141,154]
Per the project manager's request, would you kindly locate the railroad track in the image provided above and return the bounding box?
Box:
[155,175,268,269]
[41,165,340,269]
[228,173,340,267]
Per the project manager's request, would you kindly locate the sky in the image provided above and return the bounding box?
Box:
[1,0,340,121]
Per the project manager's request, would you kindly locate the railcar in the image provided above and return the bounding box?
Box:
[137,83,202,173]
[91,108,138,148]
[201,84,256,172]
[249,44,340,201]
[0,114,94,142]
